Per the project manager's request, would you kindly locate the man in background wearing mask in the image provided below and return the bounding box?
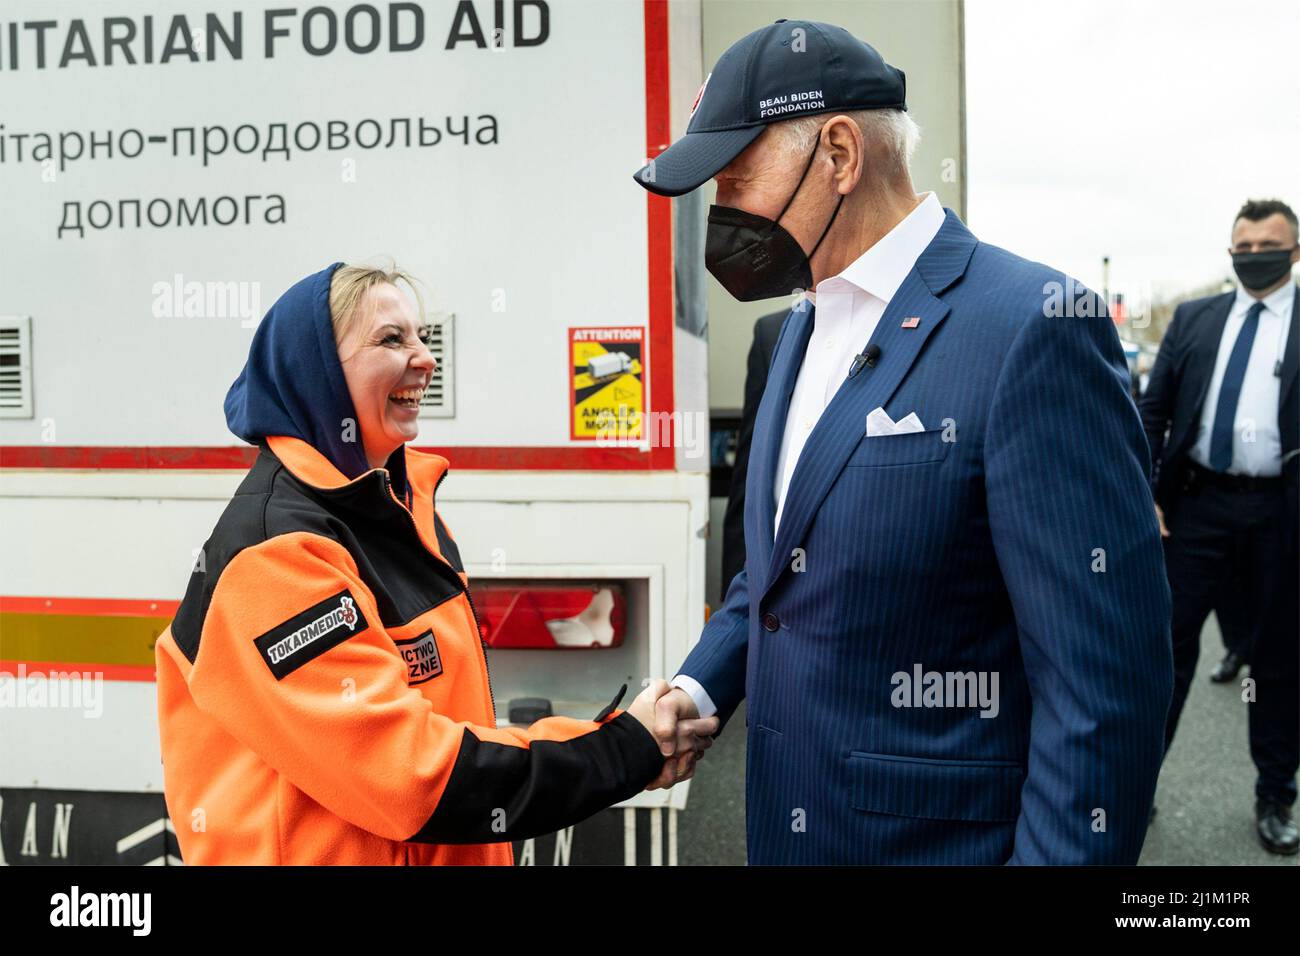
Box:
[634,20,1171,864]
[1140,199,1299,855]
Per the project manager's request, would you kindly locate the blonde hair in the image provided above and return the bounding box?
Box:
[328,261,427,358]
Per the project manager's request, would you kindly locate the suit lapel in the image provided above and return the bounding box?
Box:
[745,303,814,584]
[763,275,949,596]
[1189,292,1236,416]
[760,209,977,599]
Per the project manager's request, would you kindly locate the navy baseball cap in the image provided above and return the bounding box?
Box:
[632,19,906,197]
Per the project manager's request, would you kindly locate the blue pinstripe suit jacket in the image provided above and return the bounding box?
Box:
[680,209,1173,864]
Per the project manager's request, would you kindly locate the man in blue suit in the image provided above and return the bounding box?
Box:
[633,20,1173,864]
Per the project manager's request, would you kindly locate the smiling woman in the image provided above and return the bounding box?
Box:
[151,261,699,865]
[328,264,436,471]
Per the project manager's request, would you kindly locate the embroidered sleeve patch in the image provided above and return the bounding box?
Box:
[254,590,369,680]
[394,629,443,685]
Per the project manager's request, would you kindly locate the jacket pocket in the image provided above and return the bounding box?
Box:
[847,751,1024,822]
[845,428,951,467]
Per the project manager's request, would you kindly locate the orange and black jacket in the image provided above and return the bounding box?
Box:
[155,434,663,865]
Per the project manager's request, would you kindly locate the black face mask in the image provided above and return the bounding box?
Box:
[1232,247,1297,292]
[705,138,845,302]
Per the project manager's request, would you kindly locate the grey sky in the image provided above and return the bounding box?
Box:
[965,0,1300,306]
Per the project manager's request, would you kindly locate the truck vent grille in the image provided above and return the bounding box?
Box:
[420,313,454,419]
[0,316,33,419]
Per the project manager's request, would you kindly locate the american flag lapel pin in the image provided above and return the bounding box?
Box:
[901,316,921,329]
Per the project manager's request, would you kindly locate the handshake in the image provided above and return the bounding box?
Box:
[626,679,721,791]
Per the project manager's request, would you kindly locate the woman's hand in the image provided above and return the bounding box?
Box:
[626,678,673,733]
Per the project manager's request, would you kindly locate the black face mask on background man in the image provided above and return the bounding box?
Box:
[705,135,845,302]
[1231,247,1297,292]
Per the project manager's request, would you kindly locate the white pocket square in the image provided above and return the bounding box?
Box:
[866,407,925,437]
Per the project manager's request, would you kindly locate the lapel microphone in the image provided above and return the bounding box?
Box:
[848,344,882,379]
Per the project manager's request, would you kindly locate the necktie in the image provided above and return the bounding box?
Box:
[1208,301,1264,471]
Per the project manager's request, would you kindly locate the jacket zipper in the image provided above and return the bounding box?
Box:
[424,469,498,721]
[462,582,496,719]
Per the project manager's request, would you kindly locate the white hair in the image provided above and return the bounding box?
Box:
[773,108,921,185]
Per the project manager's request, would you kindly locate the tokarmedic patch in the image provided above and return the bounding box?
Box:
[254,590,369,680]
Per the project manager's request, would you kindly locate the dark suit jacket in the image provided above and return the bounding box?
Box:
[1138,286,1299,551]
[680,210,1171,864]
[721,311,787,601]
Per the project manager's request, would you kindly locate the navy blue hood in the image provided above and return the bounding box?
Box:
[224,262,374,481]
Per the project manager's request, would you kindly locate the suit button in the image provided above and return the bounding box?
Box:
[762,612,780,632]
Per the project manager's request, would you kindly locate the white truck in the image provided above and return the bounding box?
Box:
[0,0,965,865]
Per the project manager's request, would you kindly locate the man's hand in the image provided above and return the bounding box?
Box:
[1155,502,1170,538]
[643,686,718,791]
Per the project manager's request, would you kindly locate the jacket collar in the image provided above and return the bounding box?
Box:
[914,208,979,296]
[265,435,449,500]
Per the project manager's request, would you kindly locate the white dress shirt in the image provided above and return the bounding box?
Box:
[672,192,947,720]
[1188,280,1294,476]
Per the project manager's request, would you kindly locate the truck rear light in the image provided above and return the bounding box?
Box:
[470,582,626,648]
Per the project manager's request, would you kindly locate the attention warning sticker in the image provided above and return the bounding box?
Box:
[570,326,646,441]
